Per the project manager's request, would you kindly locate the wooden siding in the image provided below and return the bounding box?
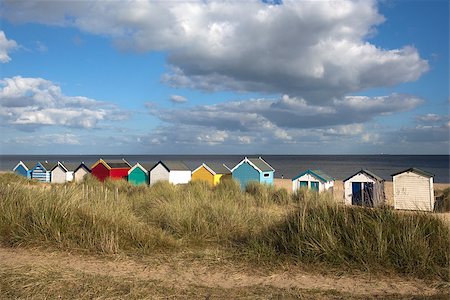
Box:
[14,164,28,178]
[259,171,274,185]
[232,162,260,189]
[393,172,434,211]
[31,164,51,182]
[74,167,89,182]
[110,168,129,180]
[192,166,214,185]
[51,165,67,183]
[128,167,149,186]
[168,170,191,185]
[150,163,169,185]
[344,172,384,207]
[92,163,109,182]
[292,173,334,193]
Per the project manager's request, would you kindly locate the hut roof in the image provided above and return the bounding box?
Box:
[129,162,155,173]
[55,162,79,172]
[74,163,91,172]
[231,157,274,173]
[194,163,231,175]
[152,161,190,172]
[391,167,434,178]
[292,169,334,182]
[103,159,131,169]
[343,169,383,182]
[39,161,57,171]
[13,161,35,171]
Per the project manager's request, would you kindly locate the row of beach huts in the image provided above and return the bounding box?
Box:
[13,157,436,212]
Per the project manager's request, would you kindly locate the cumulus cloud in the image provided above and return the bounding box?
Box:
[0,31,18,63]
[144,93,422,147]
[0,76,129,129]
[169,94,187,104]
[1,0,428,102]
[9,133,81,145]
[152,94,422,131]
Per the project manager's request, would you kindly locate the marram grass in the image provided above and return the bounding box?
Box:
[0,173,448,279]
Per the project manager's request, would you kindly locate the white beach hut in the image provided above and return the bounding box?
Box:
[292,169,334,193]
[51,162,78,183]
[392,168,435,212]
[73,163,91,182]
[343,169,385,207]
[149,161,191,186]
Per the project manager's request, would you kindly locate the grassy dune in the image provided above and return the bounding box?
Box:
[0,173,448,280]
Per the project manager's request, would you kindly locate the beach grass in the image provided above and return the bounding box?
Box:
[0,173,448,280]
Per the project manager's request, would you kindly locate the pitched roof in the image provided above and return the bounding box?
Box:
[231,157,275,173]
[292,169,334,182]
[74,163,91,173]
[13,161,35,171]
[103,159,131,169]
[194,163,231,175]
[39,161,57,171]
[391,167,434,178]
[151,160,190,172]
[128,162,155,174]
[58,162,79,172]
[343,169,383,182]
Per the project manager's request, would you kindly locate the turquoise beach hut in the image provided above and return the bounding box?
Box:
[31,161,56,182]
[127,163,153,186]
[231,157,275,188]
[12,161,35,179]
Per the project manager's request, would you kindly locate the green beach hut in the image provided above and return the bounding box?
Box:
[127,163,153,186]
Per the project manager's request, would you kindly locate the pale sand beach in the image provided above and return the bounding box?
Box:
[274,178,450,207]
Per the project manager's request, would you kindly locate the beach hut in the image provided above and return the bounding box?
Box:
[392,168,435,212]
[292,169,334,193]
[149,161,191,186]
[73,163,91,182]
[343,169,385,207]
[91,158,131,182]
[192,163,231,186]
[31,161,56,183]
[231,157,275,188]
[12,161,35,179]
[51,162,78,183]
[128,163,153,186]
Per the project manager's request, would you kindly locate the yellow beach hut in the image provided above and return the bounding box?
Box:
[192,163,231,186]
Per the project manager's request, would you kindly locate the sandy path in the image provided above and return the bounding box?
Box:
[0,246,444,298]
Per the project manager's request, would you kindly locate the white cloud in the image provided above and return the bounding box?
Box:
[1,0,428,103]
[169,94,187,104]
[144,93,422,147]
[9,133,81,145]
[0,76,129,129]
[416,113,443,123]
[0,31,18,63]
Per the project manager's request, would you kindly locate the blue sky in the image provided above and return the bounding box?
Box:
[0,0,448,154]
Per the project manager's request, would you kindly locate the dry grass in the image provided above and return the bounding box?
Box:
[0,173,448,281]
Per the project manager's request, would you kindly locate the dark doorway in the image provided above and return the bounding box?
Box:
[352,182,362,206]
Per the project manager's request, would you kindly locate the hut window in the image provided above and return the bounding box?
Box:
[264,173,270,177]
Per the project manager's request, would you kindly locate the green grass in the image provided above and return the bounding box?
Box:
[0,173,448,280]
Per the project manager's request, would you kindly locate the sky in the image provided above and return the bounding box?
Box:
[0,0,448,155]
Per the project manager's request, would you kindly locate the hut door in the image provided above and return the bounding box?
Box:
[352,182,362,206]
[311,181,319,192]
[363,183,374,207]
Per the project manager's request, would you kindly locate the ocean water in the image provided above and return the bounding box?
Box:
[1,155,448,183]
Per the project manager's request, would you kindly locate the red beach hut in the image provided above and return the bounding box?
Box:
[91,158,131,181]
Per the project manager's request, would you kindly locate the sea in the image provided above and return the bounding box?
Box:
[1,155,449,183]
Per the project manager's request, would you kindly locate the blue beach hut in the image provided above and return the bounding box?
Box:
[31,161,56,182]
[12,161,35,179]
[231,157,275,188]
